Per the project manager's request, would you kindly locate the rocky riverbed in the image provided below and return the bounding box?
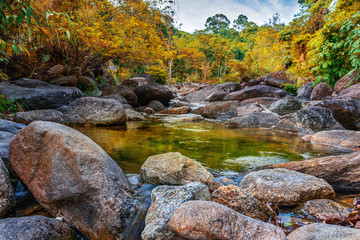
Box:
[0,72,360,239]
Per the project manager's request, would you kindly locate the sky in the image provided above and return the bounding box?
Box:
[176,0,300,33]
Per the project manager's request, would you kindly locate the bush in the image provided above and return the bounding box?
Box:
[281,83,297,95]
[146,66,169,85]
[0,95,23,114]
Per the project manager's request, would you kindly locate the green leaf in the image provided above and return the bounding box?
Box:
[12,45,19,55]
[15,12,25,26]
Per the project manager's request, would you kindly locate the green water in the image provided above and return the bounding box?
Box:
[74,115,346,175]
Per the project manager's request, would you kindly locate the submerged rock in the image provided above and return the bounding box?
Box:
[211,185,273,221]
[226,112,280,129]
[224,85,288,102]
[140,152,219,191]
[239,169,335,206]
[311,130,360,150]
[169,201,287,240]
[14,110,64,124]
[142,182,210,240]
[10,121,134,240]
[0,157,15,218]
[194,101,239,119]
[0,215,76,240]
[59,97,127,125]
[298,199,350,219]
[287,223,360,240]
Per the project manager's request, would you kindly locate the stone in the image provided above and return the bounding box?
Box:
[334,70,360,93]
[310,82,333,100]
[169,201,287,240]
[51,75,77,87]
[224,85,288,102]
[10,121,134,239]
[0,81,82,110]
[226,112,280,129]
[102,94,129,105]
[337,83,360,99]
[287,223,360,240]
[241,78,262,88]
[78,76,97,90]
[12,78,50,88]
[140,152,219,191]
[239,169,335,206]
[102,85,138,107]
[134,84,173,106]
[297,82,314,101]
[159,106,191,114]
[316,98,360,130]
[241,97,280,107]
[47,64,65,75]
[147,100,166,112]
[269,96,302,115]
[311,130,360,150]
[193,101,239,119]
[298,199,350,219]
[179,115,204,122]
[0,157,14,218]
[0,215,76,240]
[134,73,156,84]
[236,103,266,116]
[207,92,228,102]
[211,185,273,221]
[142,182,210,240]
[126,109,146,121]
[264,78,292,89]
[143,107,155,115]
[0,119,25,134]
[183,82,242,103]
[14,110,64,124]
[59,97,127,125]
[172,101,193,108]
[269,151,360,188]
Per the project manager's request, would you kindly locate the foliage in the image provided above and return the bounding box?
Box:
[205,14,230,34]
[0,95,22,114]
[233,14,248,31]
[281,83,297,95]
[146,65,169,85]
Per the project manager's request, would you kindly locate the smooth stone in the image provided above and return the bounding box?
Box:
[102,94,129,105]
[310,82,333,101]
[194,101,239,119]
[269,96,302,115]
[239,168,335,206]
[241,97,280,107]
[14,110,64,124]
[224,85,288,102]
[134,84,173,106]
[179,115,204,122]
[207,91,228,102]
[297,82,314,101]
[159,106,191,114]
[226,112,280,129]
[50,75,77,87]
[0,119,25,134]
[169,201,287,240]
[126,109,146,121]
[147,100,166,112]
[334,70,360,93]
[311,130,360,150]
[101,85,138,107]
[337,83,360,99]
[0,157,15,218]
[236,102,266,116]
[298,199,350,219]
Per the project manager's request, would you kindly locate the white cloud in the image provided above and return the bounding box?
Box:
[176,0,300,33]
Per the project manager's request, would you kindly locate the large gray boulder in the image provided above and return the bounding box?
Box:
[0,157,14,218]
[269,96,302,115]
[0,216,76,240]
[311,130,360,150]
[14,110,64,124]
[239,169,335,206]
[226,112,280,129]
[134,84,173,106]
[297,82,314,101]
[169,201,287,240]
[0,80,82,110]
[224,85,288,102]
[142,182,210,240]
[194,101,240,119]
[101,85,138,107]
[9,121,134,240]
[59,97,127,125]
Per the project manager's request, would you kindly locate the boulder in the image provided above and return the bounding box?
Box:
[159,106,191,115]
[269,151,360,188]
[126,109,146,121]
[236,102,266,116]
[77,76,97,90]
[147,100,166,112]
[297,82,314,101]
[9,121,134,240]
[0,131,15,169]
[169,201,287,240]
[102,94,129,105]
[59,97,127,125]
[241,97,280,107]
[194,101,239,119]
[172,101,193,108]
[140,152,219,191]
[134,84,173,106]
[14,110,64,124]
[47,64,65,75]
[179,115,204,122]
[207,92,228,102]
[287,223,360,240]
[50,75,77,87]
[316,98,360,130]
[298,199,350,219]
[224,85,288,102]
[101,85,138,107]
[184,82,242,103]
[142,107,155,115]
[269,96,302,115]
[337,83,360,99]
[310,82,333,100]
[142,182,210,240]
[0,80,82,110]
[311,130,360,150]
[264,77,292,89]
[241,78,262,88]
[0,157,14,218]
[0,216,76,240]
[0,119,25,134]
[226,112,280,129]
[211,185,273,221]
[239,169,335,206]
[134,73,156,84]
[334,70,360,93]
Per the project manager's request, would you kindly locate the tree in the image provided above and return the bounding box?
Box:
[205,14,230,34]
[233,14,248,31]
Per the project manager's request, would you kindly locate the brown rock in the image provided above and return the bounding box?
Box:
[311,130,360,150]
[298,199,350,219]
[337,83,360,99]
[211,185,273,221]
[224,85,288,102]
[143,107,155,114]
[102,85,138,107]
[207,92,228,102]
[169,201,287,240]
[269,151,360,188]
[334,70,360,93]
[310,82,333,101]
[194,101,239,119]
[10,121,134,240]
[51,75,77,87]
[47,64,65,75]
[147,100,166,112]
[241,97,280,107]
[226,112,280,129]
[236,102,265,116]
[14,110,64,124]
[159,106,191,114]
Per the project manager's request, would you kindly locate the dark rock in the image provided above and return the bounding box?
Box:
[102,85,138,107]
[102,94,129,105]
[78,76,97,90]
[0,157,14,217]
[211,185,273,221]
[59,97,127,125]
[264,78,292,88]
[0,81,82,110]
[134,73,156,84]
[311,130,360,150]
[241,78,262,88]
[159,106,191,115]
[226,112,280,129]
[50,75,77,87]
[169,201,287,240]
[123,75,155,88]
[0,119,25,134]
[147,100,166,112]
[142,182,210,240]
[269,96,303,115]
[207,92,228,102]
[310,82,333,100]
[134,84,173,106]
[239,168,335,206]
[12,78,50,88]
[224,85,288,102]
[47,64,65,75]
[334,70,360,93]
[0,215,77,240]
[142,107,155,115]
[297,82,314,101]
[14,110,64,124]
[10,121,134,239]
[336,83,360,99]
[194,101,239,119]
